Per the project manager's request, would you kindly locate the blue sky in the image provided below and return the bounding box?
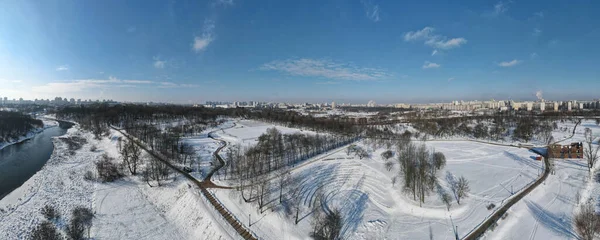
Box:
[0,0,598,104]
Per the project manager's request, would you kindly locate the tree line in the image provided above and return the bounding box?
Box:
[0,111,43,144]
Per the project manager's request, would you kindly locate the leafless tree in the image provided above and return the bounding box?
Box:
[584,128,600,171]
[277,168,291,203]
[437,184,452,211]
[310,208,343,240]
[574,202,600,240]
[385,161,394,171]
[454,176,470,205]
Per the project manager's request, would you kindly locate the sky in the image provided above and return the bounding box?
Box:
[0,0,599,104]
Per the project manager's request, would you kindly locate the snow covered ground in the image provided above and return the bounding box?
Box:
[211,119,316,147]
[209,119,547,239]
[0,126,230,240]
[486,159,588,240]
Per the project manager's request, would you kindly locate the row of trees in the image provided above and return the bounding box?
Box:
[0,111,43,143]
[411,115,575,143]
[223,128,357,209]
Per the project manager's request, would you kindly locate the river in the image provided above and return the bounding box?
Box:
[0,126,70,200]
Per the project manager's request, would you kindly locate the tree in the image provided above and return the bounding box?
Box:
[381,150,393,161]
[384,161,394,171]
[67,206,94,240]
[454,176,470,205]
[122,140,141,175]
[584,128,600,171]
[310,208,343,240]
[30,221,62,240]
[437,184,452,211]
[432,152,446,170]
[574,203,600,240]
[277,168,291,203]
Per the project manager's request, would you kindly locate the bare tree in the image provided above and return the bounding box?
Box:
[385,161,394,171]
[95,154,123,182]
[437,184,452,211]
[574,202,600,240]
[454,176,470,205]
[310,208,343,240]
[584,128,600,171]
[277,168,291,203]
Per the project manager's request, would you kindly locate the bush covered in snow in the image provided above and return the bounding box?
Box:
[95,154,123,182]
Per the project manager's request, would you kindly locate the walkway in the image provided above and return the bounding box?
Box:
[111,126,257,240]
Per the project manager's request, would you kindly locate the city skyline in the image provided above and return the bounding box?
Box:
[1,0,599,103]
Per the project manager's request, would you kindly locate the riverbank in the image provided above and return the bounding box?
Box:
[0,119,58,151]
[0,125,229,239]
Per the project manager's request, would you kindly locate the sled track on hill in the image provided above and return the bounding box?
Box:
[111,126,258,240]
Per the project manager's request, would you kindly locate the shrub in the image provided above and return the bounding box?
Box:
[83,171,94,181]
[30,221,62,240]
[95,154,123,183]
[41,204,59,220]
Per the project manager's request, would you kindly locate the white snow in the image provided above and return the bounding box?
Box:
[0,126,230,240]
[208,119,548,239]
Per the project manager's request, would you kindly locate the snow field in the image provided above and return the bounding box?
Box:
[208,118,546,240]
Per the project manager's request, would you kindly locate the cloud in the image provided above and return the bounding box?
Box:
[31,77,192,94]
[532,28,542,37]
[127,26,136,33]
[404,27,435,41]
[447,77,455,82]
[530,52,538,59]
[422,61,440,69]
[158,82,199,88]
[534,11,544,18]
[316,81,341,85]
[260,58,390,81]
[56,65,69,71]
[535,90,543,100]
[361,0,380,22]
[494,1,509,15]
[497,59,521,67]
[431,50,438,56]
[192,20,215,53]
[153,56,166,69]
[404,27,467,50]
[215,0,233,6]
[425,37,467,49]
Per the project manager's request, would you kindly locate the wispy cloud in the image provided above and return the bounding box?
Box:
[534,11,544,18]
[260,58,390,81]
[494,1,509,15]
[56,65,69,71]
[192,20,215,53]
[497,59,521,67]
[447,77,455,82]
[532,28,542,37]
[159,82,199,88]
[431,50,438,56]
[153,56,166,69]
[127,26,136,33]
[32,77,191,94]
[316,81,341,85]
[404,27,467,50]
[530,52,538,59]
[215,0,233,6]
[361,0,380,22]
[422,61,440,69]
